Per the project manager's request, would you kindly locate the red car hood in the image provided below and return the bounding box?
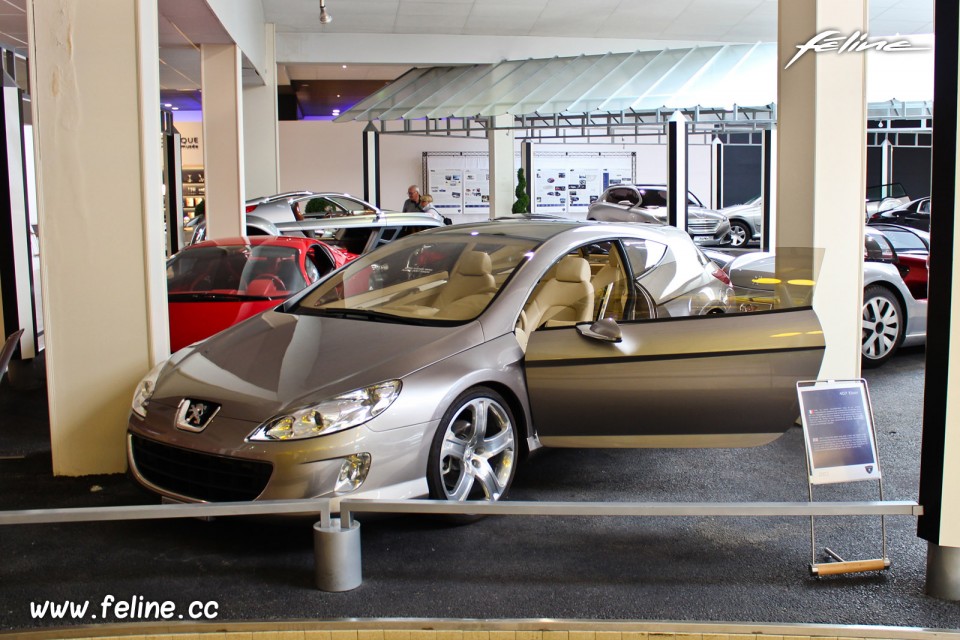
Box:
[169,298,283,352]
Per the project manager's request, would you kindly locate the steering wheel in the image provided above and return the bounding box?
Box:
[250,275,286,290]
[189,274,214,291]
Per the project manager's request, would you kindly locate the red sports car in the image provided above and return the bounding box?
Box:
[167,236,354,351]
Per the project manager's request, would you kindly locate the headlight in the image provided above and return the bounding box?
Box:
[249,380,401,441]
[131,361,166,418]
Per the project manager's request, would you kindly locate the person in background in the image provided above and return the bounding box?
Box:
[418,194,443,222]
[403,185,423,212]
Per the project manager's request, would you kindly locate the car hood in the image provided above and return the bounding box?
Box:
[719,202,759,216]
[151,309,485,422]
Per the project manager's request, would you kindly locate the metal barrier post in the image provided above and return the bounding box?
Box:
[313,517,362,592]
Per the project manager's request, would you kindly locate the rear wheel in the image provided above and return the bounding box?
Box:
[862,285,904,368]
[428,387,518,503]
[728,220,751,247]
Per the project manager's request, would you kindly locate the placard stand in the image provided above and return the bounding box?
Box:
[797,379,891,576]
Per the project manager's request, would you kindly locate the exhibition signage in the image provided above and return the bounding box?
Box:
[797,379,881,485]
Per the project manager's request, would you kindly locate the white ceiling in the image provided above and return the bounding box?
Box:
[0,0,935,93]
[262,0,933,41]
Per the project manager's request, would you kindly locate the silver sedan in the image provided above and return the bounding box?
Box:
[128,221,824,509]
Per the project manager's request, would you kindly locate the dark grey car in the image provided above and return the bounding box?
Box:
[128,221,824,509]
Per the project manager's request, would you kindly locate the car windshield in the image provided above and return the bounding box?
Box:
[866,183,907,201]
[167,245,306,298]
[295,233,539,324]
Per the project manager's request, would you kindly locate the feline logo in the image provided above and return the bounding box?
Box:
[785,31,929,69]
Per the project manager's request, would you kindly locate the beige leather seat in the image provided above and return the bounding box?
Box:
[523,255,595,331]
[434,251,496,309]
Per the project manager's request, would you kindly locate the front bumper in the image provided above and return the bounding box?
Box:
[126,407,434,504]
[688,220,731,247]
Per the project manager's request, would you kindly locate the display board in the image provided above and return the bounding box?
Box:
[423,151,635,216]
[797,379,882,485]
[424,153,489,215]
[532,152,634,213]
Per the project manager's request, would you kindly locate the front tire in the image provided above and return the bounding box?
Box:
[428,387,518,503]
[862,285,904,368]
[728,220,751,247]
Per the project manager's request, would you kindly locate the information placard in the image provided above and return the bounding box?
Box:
[797,380,881,485]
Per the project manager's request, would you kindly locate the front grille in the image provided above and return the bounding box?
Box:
[130,434,272,502]
[688,221,719,233]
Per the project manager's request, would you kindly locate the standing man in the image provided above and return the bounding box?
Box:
[403,185,423,212]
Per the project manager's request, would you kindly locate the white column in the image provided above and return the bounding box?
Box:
[202,44,246,238]
[881,139,894,185]
[488,114,514,220]
[362,123,380,207]
[777,0,867,379]
[27,0,168,475]
[0,80,36,359]
[711,137,723,209]
[761,127,777,253]
[520,140,534,214]
[242,24,279,200]
[666,110,688,232]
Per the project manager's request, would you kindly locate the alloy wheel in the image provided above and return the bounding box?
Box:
[433,394,516,502]
[862,286,903,367]
[729,222,749,247]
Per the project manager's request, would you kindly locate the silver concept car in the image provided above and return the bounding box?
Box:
[128,221,825,508]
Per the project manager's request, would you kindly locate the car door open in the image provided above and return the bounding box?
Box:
[524,309,825,448]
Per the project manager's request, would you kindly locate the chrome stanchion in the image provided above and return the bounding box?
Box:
[313,516,362,592]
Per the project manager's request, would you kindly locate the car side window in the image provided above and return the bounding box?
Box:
[306,246,335,283]
[622,238,668,278]
[519,241,631,340]
[327,196,375,214]
[621,239,669,320]
[304,197,347,216]
[865,234,896,262]
[604,187,639,206]
[637,189,668,207]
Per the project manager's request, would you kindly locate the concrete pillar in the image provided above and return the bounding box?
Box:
[487,114,514,220]
[27,0,168,475]
[242,24,279,201]
[761,127,776,253]
[777,0,867,379]
[362,123,380,207]
[920,0,960,601]
[666,111,688,233]
[202,44,245,238]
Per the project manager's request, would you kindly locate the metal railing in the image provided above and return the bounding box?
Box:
[0,497,922,592]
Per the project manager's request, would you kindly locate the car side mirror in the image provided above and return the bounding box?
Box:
[576,317,622,343]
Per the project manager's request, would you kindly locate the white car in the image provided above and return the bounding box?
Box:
[720,196,762,248]
[725,227,927,368]
[588,184,731,247]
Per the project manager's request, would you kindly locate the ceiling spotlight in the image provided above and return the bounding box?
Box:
[319,0,332,24]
